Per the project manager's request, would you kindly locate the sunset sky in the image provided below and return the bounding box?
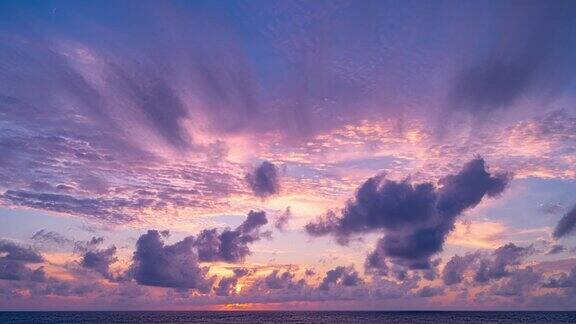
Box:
[1,0,576,310]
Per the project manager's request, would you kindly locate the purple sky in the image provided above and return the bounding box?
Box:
[0,0,575,310]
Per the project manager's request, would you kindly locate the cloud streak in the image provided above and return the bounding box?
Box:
[553,205,576,239]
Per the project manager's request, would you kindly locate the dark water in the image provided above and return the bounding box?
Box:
[1,311,575,323]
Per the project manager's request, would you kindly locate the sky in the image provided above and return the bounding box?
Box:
[0,0,576,311]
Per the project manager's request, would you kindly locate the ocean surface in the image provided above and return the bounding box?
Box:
[1,311,575,323]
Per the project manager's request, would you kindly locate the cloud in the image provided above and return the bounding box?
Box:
[31,230,72,247]
[194,211,269,263]
[245,161,280,199]
[233,268,251,278]
[448,1,576,115]
[474,243,534,283]
[442,253,480,286]
[415,285,443,298]
[543,266,576,289]
[33,281,97,298]
[265,270,296,290]
[319,266,362,291]
[129,211,267,290]
[0,239,46,282]
[491,267,541,298]
[81,246,118,280]
[1,190,137,224]
[275,207,292,231]
[0,0,575,311]
[0,239,43,263]
[553,204,576,239]
[213,277,238,296]
[131,230,212,292]
[306,158,511,269]
[546,245,566,255]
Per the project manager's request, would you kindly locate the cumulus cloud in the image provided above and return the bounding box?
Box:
[543,266,576,290]
[306,158,511,269]
[442,253,480,285]
[474,243,534,283]
[213,266,255,296]
[0,239,46,282]
[245,161,280,198]
[131,230,212,292]
[129,211,267,290]
[214,277,238,296]
[265,270,297,290]
[318,266,362,291]
[491,267,541,298]
[0,239,44,264]
[194,210,269,263]
[81,246,118,280]
[553,204,576,239]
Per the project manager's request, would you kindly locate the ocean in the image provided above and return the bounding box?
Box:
[0,311,575,323]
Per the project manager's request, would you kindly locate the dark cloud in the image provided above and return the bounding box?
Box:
[365,246,390,276]
[366,251,435,284]
[245,161,280,198]
[422,259,441,281]
[553,205,576,239]
[0,261,46,283]
[265,270,296,290]
[491,267,541,298]
[319,266,362,291]
[0,239,45,282]
[81,246,118,279]
[130,212,267,290]
[89,236,105,246]
[474,243,534,283]
[0,239,43,263]
[233,268,251,278]
[131,230,212,291]
[442,253,479,285]
[214,277,238,296]
[195,211,269,263]
[306,158,511,269]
